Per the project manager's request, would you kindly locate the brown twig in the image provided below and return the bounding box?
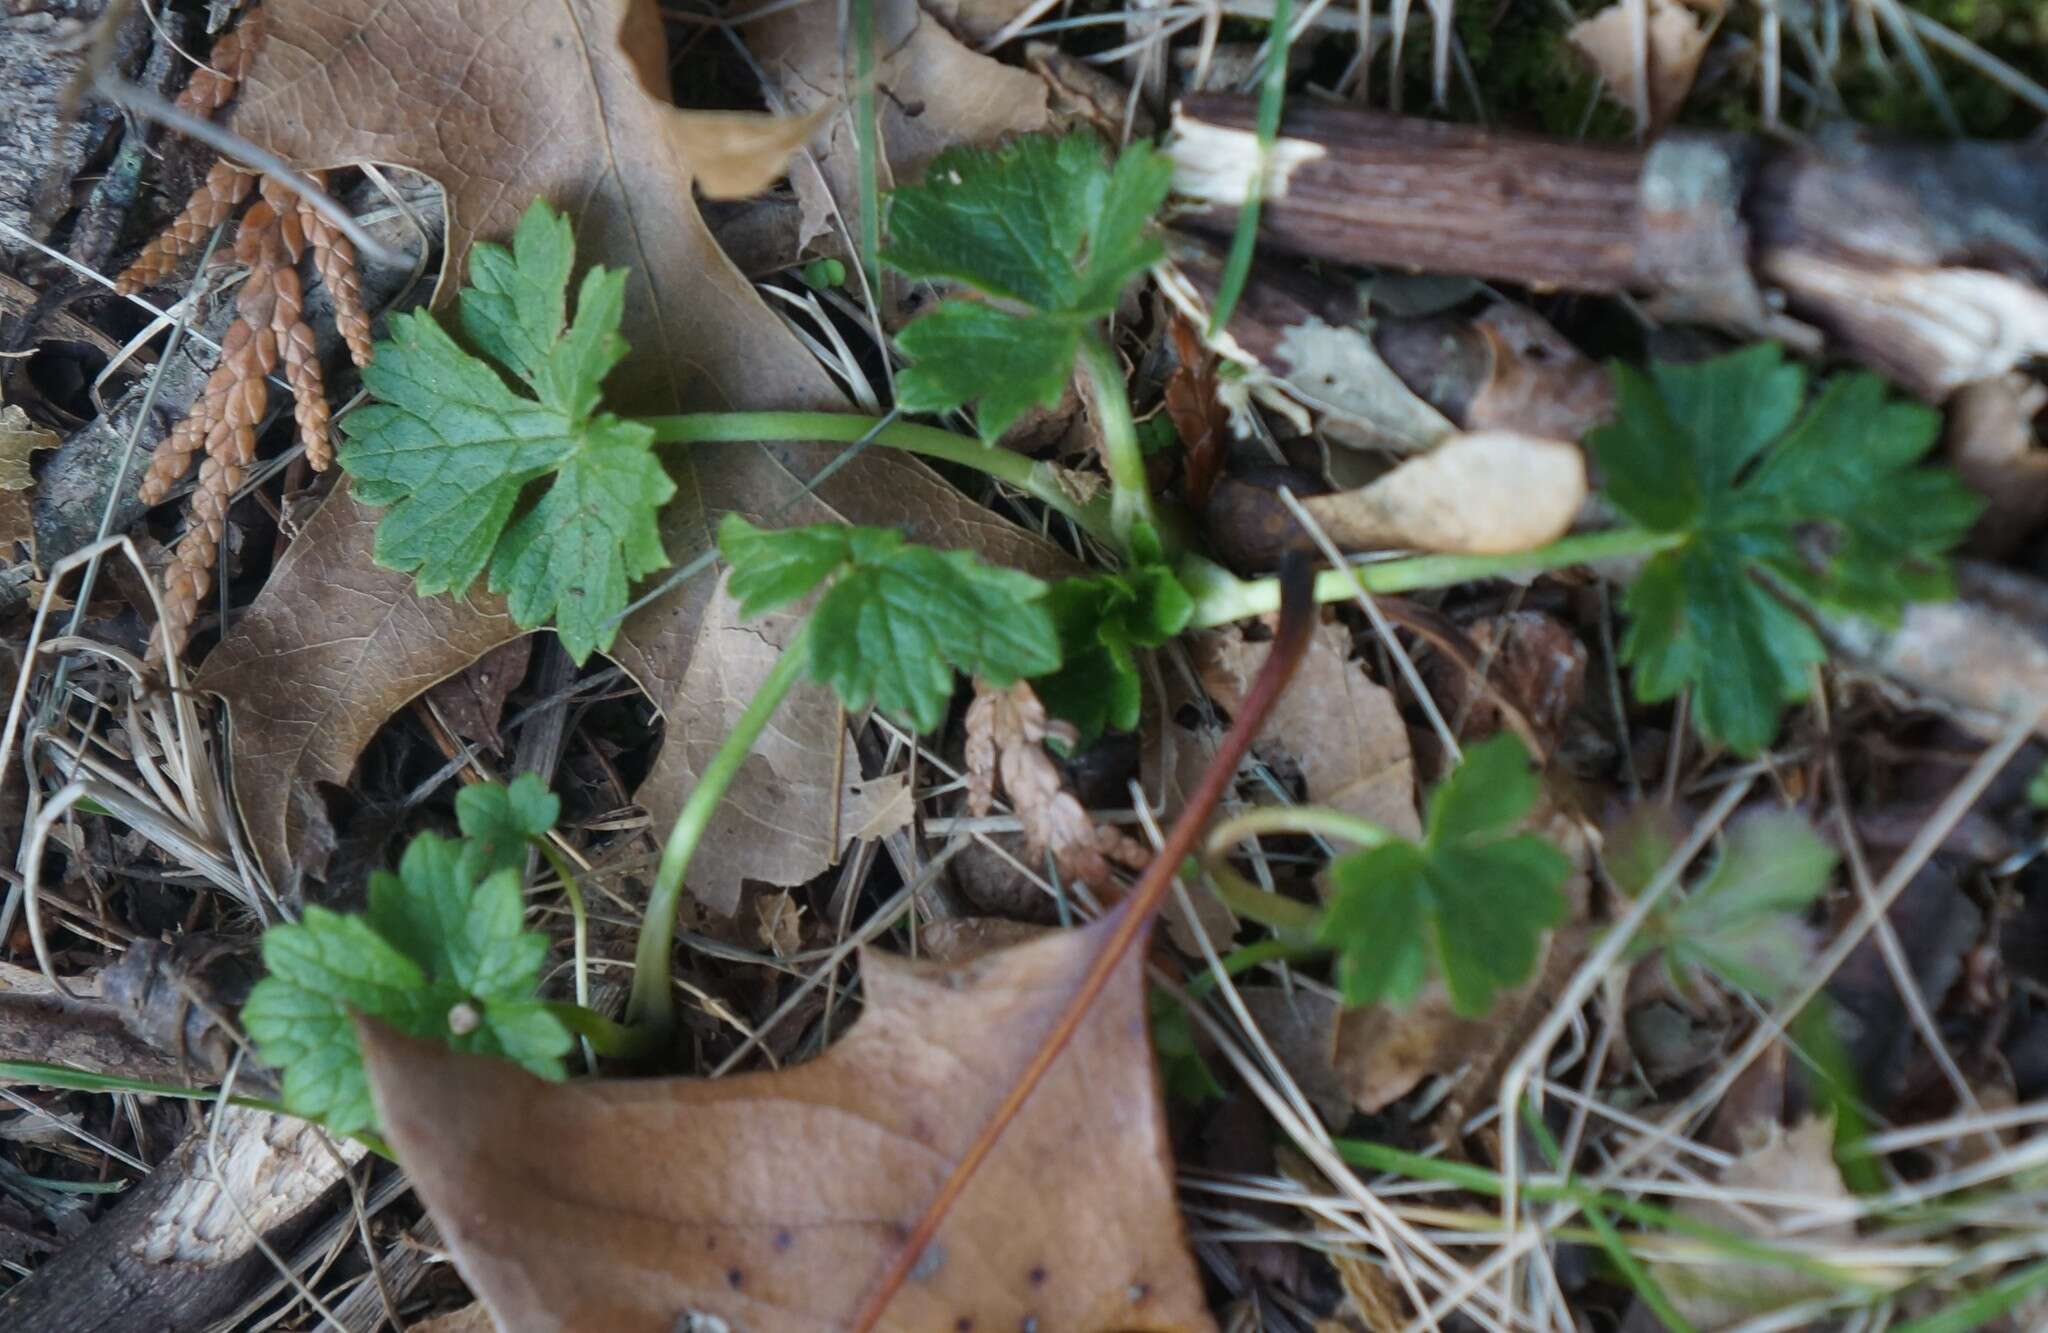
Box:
[846,555,1319,1330]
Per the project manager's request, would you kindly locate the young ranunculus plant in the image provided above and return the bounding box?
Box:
[215,135,1983,1136]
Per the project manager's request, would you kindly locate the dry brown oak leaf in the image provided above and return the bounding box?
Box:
[197,0,1068,890]
[359,919,1215,1332]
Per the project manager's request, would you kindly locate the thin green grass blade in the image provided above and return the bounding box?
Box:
[1892,1261,2048,1333]
[1206,0,1293,335]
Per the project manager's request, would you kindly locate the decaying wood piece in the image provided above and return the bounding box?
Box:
[0,1108,362,1332]
[1169,95,2048,398]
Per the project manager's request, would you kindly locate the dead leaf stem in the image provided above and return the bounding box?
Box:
[847,555,1320,1330]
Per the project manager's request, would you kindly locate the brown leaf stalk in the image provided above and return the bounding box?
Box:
[848,555,1319,1330]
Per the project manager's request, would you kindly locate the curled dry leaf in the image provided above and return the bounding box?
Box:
[1947,374,2048,559]
[966,679,1150,892]
[1568,0,1717,131]
[1461,302,1616,442]
[1165,316,1228,508]
[673,106,830,200]
[208,0,1068,885]
[1195,622,1420,839]
[360,919,1214,1332]
[1300,432,1586,555]
[755,0,1052,268]
[651,572,911,916]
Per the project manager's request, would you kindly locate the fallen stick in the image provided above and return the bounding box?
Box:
[1168,95,2048,399]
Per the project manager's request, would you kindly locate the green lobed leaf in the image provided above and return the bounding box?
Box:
[809,543,1059,732]
[243,829,569,1135]
[1660,812,1835,1002]
[1033,561,1193,743]
[882,132,1173,443]
[456,774,561,877]
[1589,345,1979,756]
[242,908,446,1136]
[719,516,1061,732]
[1317,734,1570,1017]
[718,515,853,616]
[338,200,674,663]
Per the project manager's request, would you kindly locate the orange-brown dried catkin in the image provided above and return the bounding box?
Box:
[257,177,332,469]
[152,198,289,656]
[173,5,266,116]
[114,161,256,294]
[297,184,373,369]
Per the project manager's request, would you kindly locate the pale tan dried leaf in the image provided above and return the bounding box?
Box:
[361,921,1215,1331]
[411,1307,496,1333]
[1301,432,1585,556]
[210,0,1069,886]
[0,405,58,491]
[1268,316,1455,454]
[674,106,829,200]
[966,680,1149,892]
[646,572,911,916]
[1948,374,2048,559]
[1196,622,1419,839]
[1568,0,1715,131]
[1659,1118,1895,1325]
[754,0,1052,265]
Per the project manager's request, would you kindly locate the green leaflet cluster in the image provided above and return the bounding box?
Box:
[1590,345,1980,754]
[885,132,1174,444]
[338,202,672,663]
[718,515,1061,732]
[1318,735,1572,1017]
[1035,535,1193,744]
[241,776,568,1135]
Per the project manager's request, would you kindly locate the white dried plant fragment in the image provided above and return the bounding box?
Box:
[1166,114,1325,207]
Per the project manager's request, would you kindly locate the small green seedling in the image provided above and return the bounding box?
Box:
[1620,809,1837,1004]
[1318,734,1572,1016]
[1034,529,1193,744]
[290,160,1985,1134]
[884,132,1171,465]
[1589,345,1981,754]
[241,775,573,1134]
